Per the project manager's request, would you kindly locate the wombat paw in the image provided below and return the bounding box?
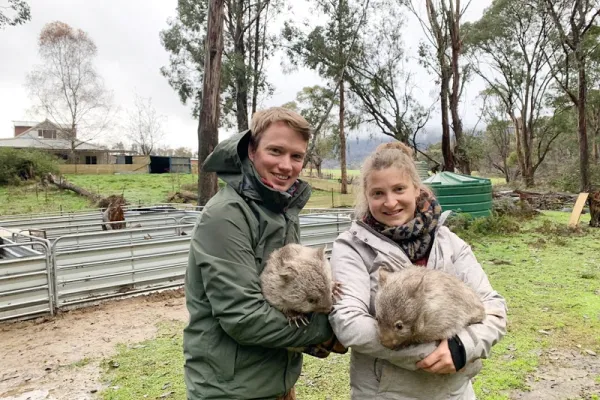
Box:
[332,281,344,301]
[288,314,310,328]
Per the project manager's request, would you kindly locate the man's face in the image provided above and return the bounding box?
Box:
[248,121,307,192]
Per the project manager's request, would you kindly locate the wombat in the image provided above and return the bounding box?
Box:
[375,266,486,349]
[261,244,340,327]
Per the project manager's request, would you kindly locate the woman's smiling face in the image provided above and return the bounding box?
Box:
[366,166,419,226]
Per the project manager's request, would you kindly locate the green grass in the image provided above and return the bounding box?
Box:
[310,169,361,179]
[92,210,600,400]
[66,173,199,205]
[0,174,356,216]
[0,174,199,216]
[100,323,186,400]
[0,184,93,216]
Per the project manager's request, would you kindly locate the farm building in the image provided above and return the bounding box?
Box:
[1,120,114,165]
[2,120,191,174]
[115,155,192,174]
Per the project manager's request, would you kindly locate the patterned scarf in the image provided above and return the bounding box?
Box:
[363,190,442,262]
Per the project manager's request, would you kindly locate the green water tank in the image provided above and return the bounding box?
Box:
[414,160,430,181]
[423,172,493,218]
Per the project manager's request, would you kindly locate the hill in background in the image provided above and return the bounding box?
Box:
[323,129,442,169]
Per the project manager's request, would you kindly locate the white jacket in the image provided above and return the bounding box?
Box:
[329,220,507,400]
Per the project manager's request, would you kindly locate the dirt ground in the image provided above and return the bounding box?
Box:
[0,289,188,400]
[1,289,598,400]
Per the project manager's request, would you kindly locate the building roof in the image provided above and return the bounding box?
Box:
[0,137,107,151]
[2,118,106,151]
[16,119,72,137]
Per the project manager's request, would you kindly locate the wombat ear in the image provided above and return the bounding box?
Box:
[378,268,391,288]
[278,264,297,282]
[317,247,326,260]
[278,244,299,260]
[411,274,427,297]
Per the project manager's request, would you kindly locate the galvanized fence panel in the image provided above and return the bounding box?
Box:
[0,235,54,321]
[11,215,183,241]
[5,212,201,242]
[53,224,195,250]
[0,209,354,321]
[0,203,200,224]
[52,235,190,307]
[0,206,200,230]
[299,215,353,248]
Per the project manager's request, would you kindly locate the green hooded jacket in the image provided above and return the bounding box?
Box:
[183,130,333,399]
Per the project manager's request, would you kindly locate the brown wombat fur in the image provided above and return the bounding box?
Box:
[375,266,486,349]
[261,244,333,320]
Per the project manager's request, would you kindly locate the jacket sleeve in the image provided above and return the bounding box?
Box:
[190,200,333,348]
[328,233,437,370]
[449,231,508,363]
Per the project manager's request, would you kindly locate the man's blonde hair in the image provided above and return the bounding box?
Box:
[250,107,311,147]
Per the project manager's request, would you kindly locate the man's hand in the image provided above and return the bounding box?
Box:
[415,339,456,374]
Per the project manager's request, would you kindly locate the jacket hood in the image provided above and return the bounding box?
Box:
[201,130,311,212]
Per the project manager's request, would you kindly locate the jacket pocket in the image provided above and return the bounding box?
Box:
[204,324,237,382]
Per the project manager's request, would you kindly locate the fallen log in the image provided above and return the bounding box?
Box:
[166,191,198,203]
[45,174,128,210]
[45,173,102,203]
[493,189,578,211]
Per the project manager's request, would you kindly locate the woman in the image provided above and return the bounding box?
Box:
[329,142,507,400]
[184,107,335,400]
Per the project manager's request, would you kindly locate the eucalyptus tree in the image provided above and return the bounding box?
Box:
[282,0,368,194]
[463,0,563,187]
[401,0,472,173]
[160,0,281,131]
[343,3,433,152]
[541,0,600,191]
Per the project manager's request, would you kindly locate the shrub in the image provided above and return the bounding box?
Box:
[0,148,60,185]
[493,198,539,219]
[446,211,521,239]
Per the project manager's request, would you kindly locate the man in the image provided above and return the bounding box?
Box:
[184,107,334,399]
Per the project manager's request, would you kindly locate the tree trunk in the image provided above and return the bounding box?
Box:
[577,59,590,192]
[592,127,599,163]
[197,0,225,206]
[234,0,249,131]
[441,68,454,172]
[448,0,469,175]
[502,159,510,183]
[251,0,261,115]
[522,122,535,188]
[339,77,348,195]
[589,191,600,228]
[523,166,535,187]
[513,116,527,184]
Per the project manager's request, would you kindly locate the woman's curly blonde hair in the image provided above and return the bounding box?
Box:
[354,142,430,219]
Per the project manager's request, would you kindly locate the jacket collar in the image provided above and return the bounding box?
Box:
[350,220,451,267]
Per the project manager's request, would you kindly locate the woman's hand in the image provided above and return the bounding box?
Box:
[415,339,457,374]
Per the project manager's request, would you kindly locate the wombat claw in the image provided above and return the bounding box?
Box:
[288,314,309,328]
[332,281,343,301]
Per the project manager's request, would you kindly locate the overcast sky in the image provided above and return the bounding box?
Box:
[0,0,492,150]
